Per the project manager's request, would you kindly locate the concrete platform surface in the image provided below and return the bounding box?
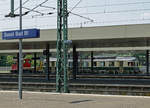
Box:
[0,91,150,108]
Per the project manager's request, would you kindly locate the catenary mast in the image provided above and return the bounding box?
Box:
[56,0,69,93]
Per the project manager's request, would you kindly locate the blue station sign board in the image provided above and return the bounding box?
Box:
[2,29,40,40]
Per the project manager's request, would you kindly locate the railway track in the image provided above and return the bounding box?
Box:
[0,73,150,79]
[0,73,150,96]
[0,82,150,96]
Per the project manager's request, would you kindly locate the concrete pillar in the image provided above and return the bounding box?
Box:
[46,44,50,80]
[73,45,78,79]
[34,53,37,73]
[76,52,78,75]
[91,51,94,73]
[17,53,19,73]
[146,50,149,75]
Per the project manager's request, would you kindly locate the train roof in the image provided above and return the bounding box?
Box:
[45,56,137,62]
[83,56,137,62]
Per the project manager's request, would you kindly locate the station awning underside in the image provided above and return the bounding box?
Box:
[1,23,150,53]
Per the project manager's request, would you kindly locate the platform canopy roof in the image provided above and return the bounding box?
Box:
[0,23,150,53]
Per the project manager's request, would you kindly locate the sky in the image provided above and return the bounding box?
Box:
[0,0,150,31]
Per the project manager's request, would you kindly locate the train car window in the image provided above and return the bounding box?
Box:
[119,61,123,67]
[83,62,89,67]
[52,61,55,67]
[128,62,131,66]
[109,61,114,67]
[128,62,135,66]
[69,62,73,67]
[99,62,105,67]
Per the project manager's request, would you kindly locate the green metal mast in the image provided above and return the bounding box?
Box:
[56,0,69,93]
[10,0,15,17]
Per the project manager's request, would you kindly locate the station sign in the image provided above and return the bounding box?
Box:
[2,29,40,40]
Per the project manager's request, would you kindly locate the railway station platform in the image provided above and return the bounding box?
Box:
[1,24,150,99]
[0,91,150,108]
